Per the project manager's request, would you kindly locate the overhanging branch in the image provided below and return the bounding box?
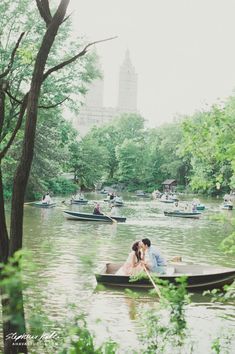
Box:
[0,32,25,79]
[43,36,117,82]
[38,96,69,109]
[6,90,22,104]
[0,94,28,160]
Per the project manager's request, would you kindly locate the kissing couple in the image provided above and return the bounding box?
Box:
[116,238,166,276]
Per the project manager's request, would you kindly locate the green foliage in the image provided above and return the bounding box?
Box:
[180,101,235,194]
[58,314,118,354]
[203,282,235,304]
[86,115,189,191]
[115,139,148,184]
[0,250,37,331]
[138,277,192,353]
[211,338,221,354]
[1,0,100,200]
[46,177,77,196]
[71,135,108,189]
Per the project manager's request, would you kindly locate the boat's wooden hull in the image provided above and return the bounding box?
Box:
[164,211,201,218]
[95,263,235,291]
[31,202,56,208]
[196,205,205,211]
[221,205,233,210]
[113,202,124,207]
[160,200,174,203]
[136,194,150,198]
[63,210,126,223]
[71,199,88,205]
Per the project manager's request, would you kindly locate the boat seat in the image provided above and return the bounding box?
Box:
[165,267,175,275]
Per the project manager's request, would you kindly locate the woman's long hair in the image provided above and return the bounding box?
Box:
[132,241,141,261]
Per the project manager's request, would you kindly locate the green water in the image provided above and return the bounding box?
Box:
[20,193,235,352]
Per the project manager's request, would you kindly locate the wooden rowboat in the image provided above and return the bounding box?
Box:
[31,202,56,208]
[71,199,88,205]
[136,191,150,198]
[63,210,126,222]
[136,193,150,198]
[196,204,205,211]
[164,211,201,218]
[160,199,174,203]
[95,262,235,291]
[221,204,233,210]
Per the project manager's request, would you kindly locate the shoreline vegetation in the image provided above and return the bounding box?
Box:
[4,106,234,201]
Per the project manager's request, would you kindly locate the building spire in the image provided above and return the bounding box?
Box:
[117,49,138,112]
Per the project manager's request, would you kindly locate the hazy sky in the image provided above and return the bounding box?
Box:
[69,0,235,126]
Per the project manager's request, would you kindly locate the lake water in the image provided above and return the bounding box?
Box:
[18,193,235,353]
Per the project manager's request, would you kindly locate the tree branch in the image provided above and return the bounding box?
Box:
[0,33,25,79]
[5,90,22,104]
[38,96,69,109]
[35,0,52,27]
[43,36,117,82]
[62,12,73,24]
[0,94,28,160]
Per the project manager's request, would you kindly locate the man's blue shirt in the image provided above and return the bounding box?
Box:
[147,246,166,272]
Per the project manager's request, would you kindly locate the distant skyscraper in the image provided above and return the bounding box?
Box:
[73,50,138,136]
[118,50,138,112]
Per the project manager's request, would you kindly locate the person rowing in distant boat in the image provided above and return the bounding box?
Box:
[42,192,52,204]
[93,203,103,215]
[174,201,179,210]
[73,191,84,200]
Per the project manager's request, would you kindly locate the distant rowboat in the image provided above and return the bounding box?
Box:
[136,191,150,198]
[221,204,233,210]
[63,210,126,222]
[30,202,56,208]
[196,204,205,211]
[71,199,88,205]
[160,199,174,204]
[95,262,235,291]
[164,211,201,219]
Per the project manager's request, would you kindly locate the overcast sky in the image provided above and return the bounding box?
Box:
[69,0,235,126]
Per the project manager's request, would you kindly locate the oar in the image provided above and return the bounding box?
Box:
[143,264,161,298]
[24,201,36,205]
[103,213,117,224]
[61,200,70,206]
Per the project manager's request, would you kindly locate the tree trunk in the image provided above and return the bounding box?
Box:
[0,167,9,263]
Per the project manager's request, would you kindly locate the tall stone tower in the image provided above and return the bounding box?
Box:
[117,50,138,112]
[74,50,139,136]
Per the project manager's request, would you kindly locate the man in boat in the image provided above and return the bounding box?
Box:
[93,203,103,215]
[140,238,166,274]
[174,201,179,210]
[110,192,115,200]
